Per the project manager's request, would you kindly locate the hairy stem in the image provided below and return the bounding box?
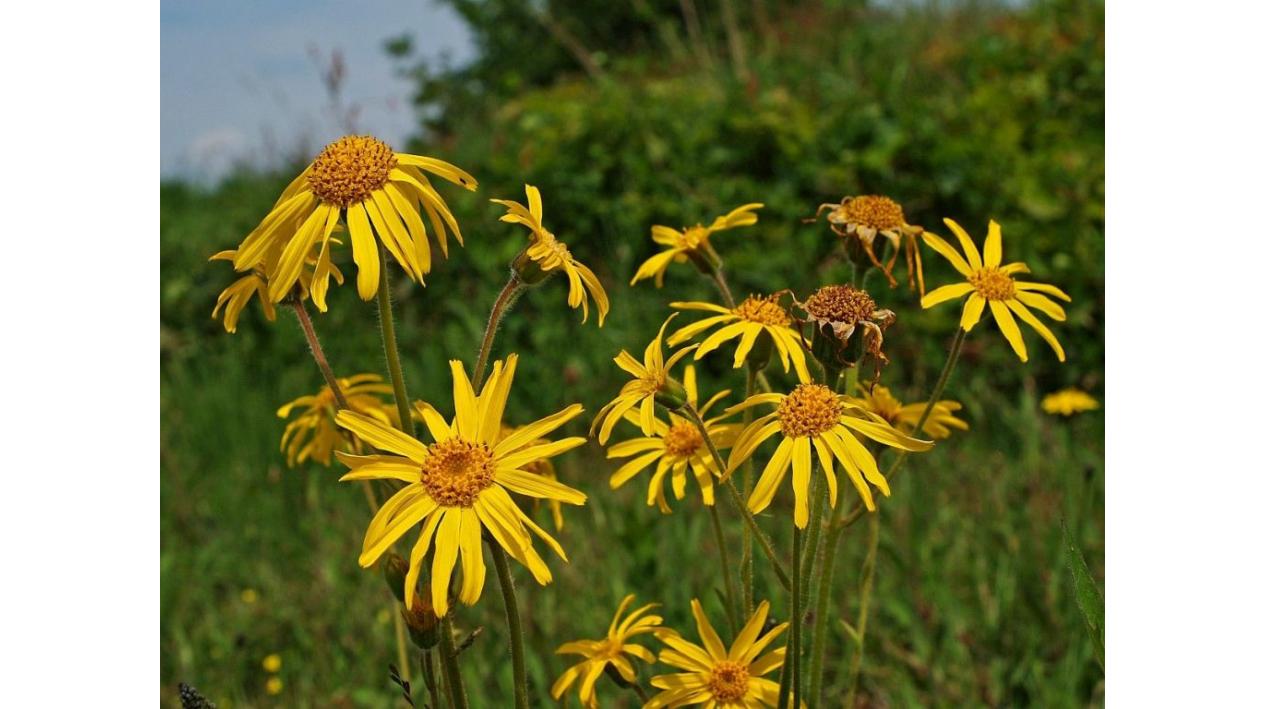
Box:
[708,502,740,632]
[375,245,416,437]
[289,299,349,409]
[473,275,524,389]
[490,543,529,709]
[437,616,468,709]
[420,650,442,709]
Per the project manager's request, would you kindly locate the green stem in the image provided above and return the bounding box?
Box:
[375,244,416,437]
[420,650,442,709]
[707,502,740,632]
[792,523,803,708]
[831,327,967,532]
[473,274,524,389]
[844,511,880,709]
[680,403,791,591]
[437,616,468,709]
[708,266,737,309]
[393,607,412,687]
[807,490,847,706]
[740,366,756,618]
[289,299,349,410]
[490,543,529,709]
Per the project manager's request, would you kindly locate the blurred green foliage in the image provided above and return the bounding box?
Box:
[162,0,1103,705]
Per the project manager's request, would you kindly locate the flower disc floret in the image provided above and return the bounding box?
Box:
[734,295,792,326]
[842,195,906,230]
[662,421,704,458]
[968,267,1017,300]
[803,284,875,324]
[777,384,842,438]
[708,661,751,703]
[307,135,398,207]
[420,438,495,507]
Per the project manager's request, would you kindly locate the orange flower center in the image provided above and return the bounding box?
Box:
[778,384,843,438]
[969,268,1016,300]
[663,420,704,458]
[734,295,791,327]
[803,284,876,324]
[841,195,905,230]
[708,661,750,703]
[420,438,495,507]
[307,135,397,207]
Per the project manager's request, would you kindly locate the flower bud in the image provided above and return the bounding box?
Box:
[402,589,441,649]
[655,376,691,411]
[510,248,550,285]
[381,553,409,605]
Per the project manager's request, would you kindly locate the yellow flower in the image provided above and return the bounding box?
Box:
[606,366,740,511]
[232,135,477,303]
[265,677,283,695]
[335,354,588,616]
[277,374,397,467]
[591,315,698,444]
[240,588,259,604]
[668,294,811,382]
[211,240,348,331]
[809,194,928,295]
[725,383,933,527]
[857,383,968,440]
[552,594,670,709]
[631,204,763,287]
[646,599,787,708]
[1041,388,1099,416]
[261,654,282,673]
[921,219,1070,362]
[491,185,610,325]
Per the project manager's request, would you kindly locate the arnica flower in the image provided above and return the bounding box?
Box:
[646,599,787,709]
[1041,387,1099,416]
[797,284,895,370]
[858,382,968,440]
[335,354,587,615]
[921,219,1070,362]
[552,594,670,709]
[491,185,610,325]
[606,366,740,511]
[631,204,763,287]
[810,194,928,295]
[725,384,932,526]
[233,134,477,303]
[277,373,397,467]
[668,293,811,382]
[210,242,346,332]
[591,314,698,444]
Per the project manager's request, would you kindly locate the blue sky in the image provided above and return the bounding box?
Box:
[161,0,473,181]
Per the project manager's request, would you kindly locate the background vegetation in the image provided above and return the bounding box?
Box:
[161,0,1103,705]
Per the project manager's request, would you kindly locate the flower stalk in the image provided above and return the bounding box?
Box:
[473,274,525,389]
[707,502,740,632]
[437,616,469,709]
[375,244,417,438]
[490,542,530,709]
[288,298,349,410]
[844,510,880,709]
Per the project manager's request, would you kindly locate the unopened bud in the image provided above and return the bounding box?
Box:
[655,377,690,411]
[402,589,441,649]
[510,249,550,285]
[381,553,409,604]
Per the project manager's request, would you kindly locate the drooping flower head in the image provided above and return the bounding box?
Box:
[552,594,671,709]
[210,240,346,331]
[232,135,477,303]
[857,382,968,440]
[668,293,811,382]
[796,284,895,373]
[491,184,610,325]
[605,366,740,511]
[921,219,1070,362]
[808,194,928,295]
[1041,387,1099,416]
[726,383,933,527]
[276,373,395,467]
[631,204,763,287]
[591,314,698,444]
[646,599,787,708]
[335,354,587,616]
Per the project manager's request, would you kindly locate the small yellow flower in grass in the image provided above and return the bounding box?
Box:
[210,241,347,331]
[607,366,740,511]
[277,374,397,467]
[725,383,933,527]
[669,293,811,382]
[646,599,787,708]
[921,219,1071,362]
[265,677,283,695]
[809,194,928,295]
[262,654,282,673]
[232,135,477,303]
[335,354,588,616]
[240,588,259,604]
[492,185,610,325]
[591,315,698,444]
[858,382,968,440]
[631,204,763,286]
[552,594,670,709]
[1041,388,1099,416]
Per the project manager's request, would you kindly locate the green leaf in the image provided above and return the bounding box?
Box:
[1061,519,1104,667]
